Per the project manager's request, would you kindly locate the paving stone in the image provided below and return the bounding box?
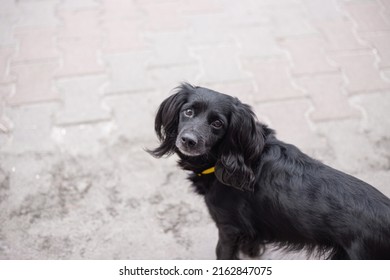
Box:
[271,5,318,37]
[202,81,256,106]
[0,85,12,133]
[148,64,201,96]
[13,27,58,62]
[192,45,250,84]
[344,0,390,32]
[9,61,61,106]
[360,31,390,68]
[302,0,343,21]
[104,51,153,94]
[0,14,18,46]
[315,19,368,51]
[383,69,390,80]
[329,51,390,93]
[221,0,270,27]
[102,19,147,53]
[0,153,57,207]
[59,0,100,10]
[296,73,360,121]
[381,0,390,14]
[56,36,105,77]
[235,26,284,58]
[2,104,59,153]
[141,2,189,31]
[104,92,156,142]
[242,57,306,102]
[186,13,235,45]
[253,98,327,156]
[0,47,15,84]
[16,0,60,27]
[147,31,195,67]
[0,0,18,15]
[316,119,388,173]
[55,76,111,125]
[52,122,114,156]
[351,91,390,143]
[101,0,143,20]
[58,9,101,39]
[179,0,221,14]
[279,36,337,75]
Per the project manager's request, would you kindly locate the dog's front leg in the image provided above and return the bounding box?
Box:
[216,226,239,260]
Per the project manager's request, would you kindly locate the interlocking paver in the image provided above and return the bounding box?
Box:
[302,0,342,21]
[102,19,147,53]
[315,19,368,51]
[360,31,390,68]
[351,91,390,143]
[0,85,12,132]
[52,122,113,156]
[297,73,360,121]
[16,0,60,27]
[316,119,388,174]
[141,2,189,32]
[179,0,221,14]
[242,57,305,102]
[9,61,61,106]
[58,9,101,39]
[0,0,18,15]
[186,14,234,45]
[0,14,18,46]
[59,0,100,10]
[279,36,337,74]
[221,0,269,27]
[329,51,390,93]
[13,27,58,62]
[104,92,156,142]
[0,47,15,84]
[236,26,284,58]
[147,31,195,67]
[148,64,201,94]
[271,4,318,37]
[254,98,327,155]
[104,51,153,94]
[101,0,143,20]
[344,0,390,32]
[2,104,59,153]
[55,76,111,125]
[192,45,250,84]
[56,37,104,77]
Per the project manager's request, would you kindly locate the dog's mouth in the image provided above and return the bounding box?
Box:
[175,142,207,157]
[175,134,207,157]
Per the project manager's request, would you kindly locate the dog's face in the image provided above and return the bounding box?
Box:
[175,88,230,156]
[149,83,265,190]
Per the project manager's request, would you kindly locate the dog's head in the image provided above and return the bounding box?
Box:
[148,83,265,191]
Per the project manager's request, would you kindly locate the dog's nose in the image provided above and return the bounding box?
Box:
[181,133,197,148]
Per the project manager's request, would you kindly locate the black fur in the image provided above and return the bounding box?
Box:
[148,83,390,260]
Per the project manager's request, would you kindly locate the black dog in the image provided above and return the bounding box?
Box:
[148,83,390,260]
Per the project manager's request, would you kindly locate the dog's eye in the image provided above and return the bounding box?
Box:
[184,108,194,118]
[211,120,223,128]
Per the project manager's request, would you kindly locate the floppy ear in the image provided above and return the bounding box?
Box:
[147,87,189,157]
[215,101,264,191]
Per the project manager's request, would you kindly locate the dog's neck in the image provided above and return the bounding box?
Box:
[177,150,218,175]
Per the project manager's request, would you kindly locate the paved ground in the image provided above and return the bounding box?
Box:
[0,0,390,260]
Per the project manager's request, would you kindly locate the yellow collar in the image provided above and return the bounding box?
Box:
[197,166,215,176]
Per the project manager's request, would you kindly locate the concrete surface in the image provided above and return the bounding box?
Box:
[0,0,390,260]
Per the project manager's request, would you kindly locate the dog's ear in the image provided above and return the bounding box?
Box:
[215,101,264,191]
[147,85,190,157]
